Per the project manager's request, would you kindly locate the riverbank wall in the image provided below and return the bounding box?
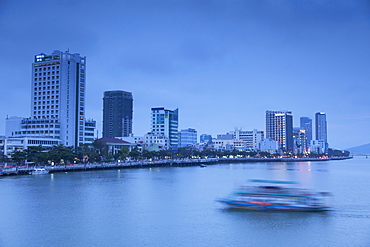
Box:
[0,156,352,176]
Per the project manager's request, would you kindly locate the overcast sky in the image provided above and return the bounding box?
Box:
[0,0,369,149]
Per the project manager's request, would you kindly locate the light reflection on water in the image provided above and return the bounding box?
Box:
[0,157,369,247]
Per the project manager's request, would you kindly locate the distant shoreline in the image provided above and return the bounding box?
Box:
[1,156,352,176]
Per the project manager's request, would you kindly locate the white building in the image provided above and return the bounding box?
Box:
[5,50,96,149]
[144,133,170,151]
[118,136,146,153]
[213,129,264,151]
[151,107,178,149]
[229,128,264,151]
[212,139,235,151]
[1,136,61,157]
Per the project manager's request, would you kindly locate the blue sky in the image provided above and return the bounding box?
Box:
[0,0,369,149]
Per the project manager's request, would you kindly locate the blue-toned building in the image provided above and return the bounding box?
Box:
[200,134,212,143]
[179,128,197,148]
[315,112,328,153]
[300,117,312,145]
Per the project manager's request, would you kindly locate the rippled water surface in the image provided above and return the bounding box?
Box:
[1,157,369,246]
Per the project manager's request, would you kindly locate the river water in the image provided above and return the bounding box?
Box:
[0,157,369,247]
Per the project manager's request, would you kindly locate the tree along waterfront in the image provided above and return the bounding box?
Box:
[0,139,350,167]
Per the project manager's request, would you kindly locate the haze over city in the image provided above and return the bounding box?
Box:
[1,0,369,150]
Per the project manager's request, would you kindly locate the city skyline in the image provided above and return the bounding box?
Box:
[1,0,369,149]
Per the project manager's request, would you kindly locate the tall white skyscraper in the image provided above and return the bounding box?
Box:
[30,50,96,147]
[6,50,95,148]
[151,107,179,149]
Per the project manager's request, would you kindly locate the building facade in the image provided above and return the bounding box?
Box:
[293,127,308,154]
[32,50,91,147]
[265,110,293,152]
[212,129,264,151]
[144,133,170,151]
[2,136,61,157]
[310,140,326,154]
[151,107,179,150]
[5,50,96,153]
[103,90,133,138]
[259,138,278,153]
[315,112,328,153]
[230,129,264,151]
[179,128,197,148]
[300,117,312,145]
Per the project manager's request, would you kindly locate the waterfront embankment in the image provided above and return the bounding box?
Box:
[0,156,352,176]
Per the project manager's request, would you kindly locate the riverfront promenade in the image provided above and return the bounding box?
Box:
[0,156,352,176]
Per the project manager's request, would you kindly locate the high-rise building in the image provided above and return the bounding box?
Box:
[151,107,179,150]
[31,50,96,147]
[179,128,197,147]
[265,110,293,152]
[103,90,133,138]
[300,117,312,144]
[315,112,328,153]
[6,50,96,149]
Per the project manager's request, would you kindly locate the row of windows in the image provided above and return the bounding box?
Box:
[34,110,59,114]
[152,129,165,132]
[34,91,59,96]
[34,81,59,86]
[22,130,58,134]
[33,115,59,119]
[28,140,60,145]
[34,71,59,76]
[22,124,59,129]
[34,76,60,81]
[34,66,60,72]
[34,86,59,91]
[33,101,58,106]
[34,106,58,110]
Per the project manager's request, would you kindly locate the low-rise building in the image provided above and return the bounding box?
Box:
[310,140,326,154]
[259,138,278,153]
[179,128,197,147]
[1,136,61,157]
[144,133,169,151]
[95,137,136,156]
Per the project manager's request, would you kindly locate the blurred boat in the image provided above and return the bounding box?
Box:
[30,168,49,175]
[217,179,332,211]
